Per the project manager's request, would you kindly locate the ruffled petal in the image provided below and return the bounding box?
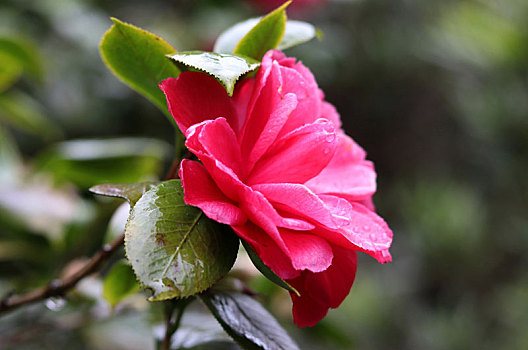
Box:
[315,197,392,263]
[232,222,299,280]
[239,57,302,173]
[288,245,357,327]
[159,72,236,136]
[253,183,347,229]
[281,230,333,273]
[186,117,243,178]
[247,119,337,185]
[233,224,333,278]
[246,93,298,171]
[276,56,323,137]
[239,186,314,233]
[179,160,247,226]
[238,56,283,158]
[306,133,377,201]
[185,120,246,202]
[319,101,342,130]
[230,78,255,135]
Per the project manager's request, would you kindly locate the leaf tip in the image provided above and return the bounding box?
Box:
[278,0,292,11]
[110,17,124,25]
[88,184,102,194]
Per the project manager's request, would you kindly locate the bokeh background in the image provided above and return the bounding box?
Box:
[1,0,528,349]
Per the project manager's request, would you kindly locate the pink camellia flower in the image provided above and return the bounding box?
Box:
[160,50,392,327]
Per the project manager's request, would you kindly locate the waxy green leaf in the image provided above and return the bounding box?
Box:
[215,19,318,55]
[233,2,290,60]
[241,240,299,296]
[125,180,239,301]
[201,291,300,350]
[100,18,180,121]
[168,51,260,97]
[103,260,139,306]
[90,182,158,208]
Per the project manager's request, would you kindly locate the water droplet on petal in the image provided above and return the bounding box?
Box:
[363,225,371,232]
[352,226,360,233]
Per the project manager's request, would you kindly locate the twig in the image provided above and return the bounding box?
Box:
[160,303,174,350]
[165,158,181,180]
[0,233,125,315]
[160,298,192,350]
[164,149,193,181]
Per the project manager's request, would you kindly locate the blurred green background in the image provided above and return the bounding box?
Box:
[1,0,527,349]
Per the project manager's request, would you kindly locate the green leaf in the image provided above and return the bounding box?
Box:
[99,18,181,121]
[168,51,260,97]
[233,2,290,60]
[215,19,317,55]
[37,138,170,189]
[0,51,22,93]
[0,90,61,139]
[0,36,44,84]
[103,260,140,307]
[125,180,239,301]
[200,291,300,350]
[90,182,158,208]
[241,240,299,297]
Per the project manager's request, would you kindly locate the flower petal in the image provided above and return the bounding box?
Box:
[306,133,377,200]
[239,59,298,171]
[246,93,298,171]
[288,245,357,327]
[319,101,342,129]
[239,186,314,234]
[247,119,337,185]
[281,230,333,273]
[233,222,299,280]
[185,120,246,202]
[316,198,392,263]
[179,160,247,226]
[159,72,236,136]
[253,183,346,229]
[186,117,243,178]
[230,78,255,135]
[277,61,322,137]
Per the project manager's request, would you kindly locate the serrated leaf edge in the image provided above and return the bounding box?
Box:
[99,17,178,121]
[167,52,260,97]
[123,181,238,301]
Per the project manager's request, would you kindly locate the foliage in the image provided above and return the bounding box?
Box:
[100,18,181,121]
[124,180,239,301]
[201,291,300,350]
[168,51,260,96]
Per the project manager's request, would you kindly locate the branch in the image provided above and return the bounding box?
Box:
[0,233,125,315]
